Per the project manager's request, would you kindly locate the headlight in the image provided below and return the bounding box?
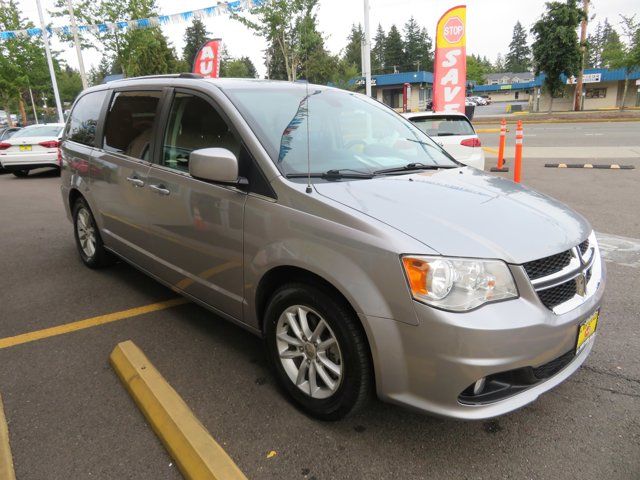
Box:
[401,255,518,311]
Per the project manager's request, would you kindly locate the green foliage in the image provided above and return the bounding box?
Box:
[600,28,625,68]
[343,23,363,72]
[466,54,489,84]
[505,21,531,72]
[371,24,386,74]
[183,18,210,67]
[221,56,258,78]
[531,0,583,106]
[383,25,403,73]
[50,0,180,78]
[56,66,83,102]
[402,17,433,72]
[587,19,619,68]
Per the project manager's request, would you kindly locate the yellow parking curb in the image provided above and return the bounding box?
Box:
[110,341,247,480]
[0,393,16,480]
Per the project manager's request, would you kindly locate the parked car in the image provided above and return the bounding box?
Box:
[61,76,605,421]
[465,97,478,106]
[470,96,487,106]
[403,111,485,169]
[0,123,64,177]
[0,127,21,141]
[480,95,492,105]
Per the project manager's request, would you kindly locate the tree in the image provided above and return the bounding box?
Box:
[221,56,258,78]
[467,54,488,84]
[531,0,583,111]
[402,17,433,72]
[0,0,52,124]
[183,18,210,67]
[494,53,505,72]
[371,24,386,73]
[342,23,363,72]
[384,25,403,73]
[609,15,640,109]
[51,0,179,78]
[600,26,625,68]
[56,66,83,103]
[505,21,531,72]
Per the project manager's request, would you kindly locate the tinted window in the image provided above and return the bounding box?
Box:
[66,91,107,146]
[410,116,475,137]
[103,91,162,160]
[12,125,63,138]
[162,93,240,173]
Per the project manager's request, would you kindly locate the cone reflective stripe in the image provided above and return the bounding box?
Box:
[497,118,506,169]
[514,120,523,183]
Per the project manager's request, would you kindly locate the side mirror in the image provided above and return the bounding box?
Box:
[189,148,241,184]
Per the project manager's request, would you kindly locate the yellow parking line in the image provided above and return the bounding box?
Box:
[110,341,247,480]
[0,298,188,350]
[482,146,499,155]
[0,393,16,480]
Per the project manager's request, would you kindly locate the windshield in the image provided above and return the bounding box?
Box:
[224,86,457,176]
[409,115,475,137]
[12,125,63,138]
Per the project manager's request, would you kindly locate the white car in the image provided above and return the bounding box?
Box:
[472,96,488,106]
[0,123,65,177]
[403,111,485,169]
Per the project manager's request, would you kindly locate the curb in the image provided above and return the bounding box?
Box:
[474,117,640,125]
[110,341,248,480]
[0,393,16,480]
[545,163,635,169]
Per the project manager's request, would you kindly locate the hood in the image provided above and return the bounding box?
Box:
[314,168,591,264]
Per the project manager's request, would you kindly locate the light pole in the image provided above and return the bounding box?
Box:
[67,0,88,89]
[362,0,372,97]
[36,0,64,123]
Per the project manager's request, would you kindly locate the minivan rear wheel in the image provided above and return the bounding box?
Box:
[73,198,115,268]
[264,283,372,420]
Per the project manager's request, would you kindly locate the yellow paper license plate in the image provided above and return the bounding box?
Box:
[19,145,32,151]
[576,310,599,353]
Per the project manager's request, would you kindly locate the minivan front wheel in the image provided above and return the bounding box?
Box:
[12,170,29,178]
[265,283,372,420]
[73,198,115,268]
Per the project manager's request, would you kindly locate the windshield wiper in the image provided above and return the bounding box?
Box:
[374,162,455,175]
[286,169,374,180]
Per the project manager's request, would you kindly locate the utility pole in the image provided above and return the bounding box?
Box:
[573,0,589,111]
[67,0,88,89]
[28,86,39,124]
[36,0,64,123]
[362,0,372,97]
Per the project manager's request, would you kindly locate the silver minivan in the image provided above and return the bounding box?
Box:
[61,76,605,420]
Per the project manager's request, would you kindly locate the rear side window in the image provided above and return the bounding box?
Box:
[410,116,475,137]
[103,91,162,160]
[66,90,107,146]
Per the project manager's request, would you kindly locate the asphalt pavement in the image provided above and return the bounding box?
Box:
[1,125,639,479]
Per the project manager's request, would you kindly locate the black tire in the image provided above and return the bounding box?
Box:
[12,170,29,178]
[264,282,373,420]
[72,198,115,269]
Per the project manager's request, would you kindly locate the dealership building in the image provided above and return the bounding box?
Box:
[473,68,640,110]
[353,71,434,111]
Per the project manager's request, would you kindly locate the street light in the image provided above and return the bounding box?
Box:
[35,0,64,124]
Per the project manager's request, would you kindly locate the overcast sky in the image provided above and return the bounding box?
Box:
[13,0,640,78]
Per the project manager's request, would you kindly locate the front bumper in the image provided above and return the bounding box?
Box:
[362,251,605,420]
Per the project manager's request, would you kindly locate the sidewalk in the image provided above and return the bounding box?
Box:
[473,108,640,125]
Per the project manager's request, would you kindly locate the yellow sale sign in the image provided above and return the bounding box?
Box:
[433,5,467,113]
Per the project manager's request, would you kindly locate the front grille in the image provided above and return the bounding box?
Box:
[532,350,575,379]
[523,250,572,280]
[537,280,577,309]
[579,239,589,256]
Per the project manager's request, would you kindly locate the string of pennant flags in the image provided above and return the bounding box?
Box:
[0,0,264,41]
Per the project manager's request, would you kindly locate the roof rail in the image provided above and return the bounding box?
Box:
[115,73,205,82]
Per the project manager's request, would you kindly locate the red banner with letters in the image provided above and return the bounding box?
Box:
[433,5,467,113]
[193,39,222,78]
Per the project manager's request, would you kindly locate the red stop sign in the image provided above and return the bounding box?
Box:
[443,16,464,44]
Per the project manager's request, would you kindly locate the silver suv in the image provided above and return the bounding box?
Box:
[60,76,605,420]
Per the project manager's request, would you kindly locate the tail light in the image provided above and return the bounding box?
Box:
[38,140,60,149]
[0,142,11,150]
[460,138,481,148]
[57,148,62,167]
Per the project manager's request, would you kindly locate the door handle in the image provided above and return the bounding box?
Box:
[149,184,171,196]
[126,176,145,187]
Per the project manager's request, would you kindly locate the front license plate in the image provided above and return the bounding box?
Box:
[19,145,32,151]
[576,310,599,354]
